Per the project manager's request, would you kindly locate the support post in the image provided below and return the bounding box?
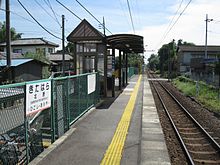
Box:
[123,51,126,87]
[205,14,213,59]
[103,44,107,97]
[112,47,115,97]
[119,50,122,90]
[73,42,77,74]
[95,44,98,72]
[62,15,65,74]
[125,53,128,85]
[6,0,11,82]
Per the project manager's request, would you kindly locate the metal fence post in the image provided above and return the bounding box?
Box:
[50,79,55,143]
[67,77,70,130]
[86,75,89,109]
[78,76,81,116]
[24,84,29,164]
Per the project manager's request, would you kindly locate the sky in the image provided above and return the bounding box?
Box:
[1,0,220,61]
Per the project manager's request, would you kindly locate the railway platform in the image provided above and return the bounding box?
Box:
[30,74,171,165]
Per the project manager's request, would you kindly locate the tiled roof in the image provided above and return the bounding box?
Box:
[178,45,220,52]
[0,52,24,59]
[0,59,33,66]
[0,38,59,47]
[49,53,73,61]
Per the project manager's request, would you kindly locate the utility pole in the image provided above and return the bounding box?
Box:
[205,14,213,59]
[6,0,11,82]
[103,16,105,36]
[62,15,65,75]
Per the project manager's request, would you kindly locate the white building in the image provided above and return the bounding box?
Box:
[0,38,59,56]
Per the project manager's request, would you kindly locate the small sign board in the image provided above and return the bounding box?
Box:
[87,74,96,94]
[26,80,51,115]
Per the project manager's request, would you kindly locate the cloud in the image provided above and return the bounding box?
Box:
[136,0,220,60]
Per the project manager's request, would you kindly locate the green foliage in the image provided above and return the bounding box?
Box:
[215,61,220,74]
[147,54,159,70]
[173,76,220,112]
[42,66,50,79]
[65,42,75,53]
[128,53,144,67]
[0,21,22,43]
[23,52,50,64]
[157,39,195,76]
[177,39,195,46]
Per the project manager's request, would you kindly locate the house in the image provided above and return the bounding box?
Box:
[177,45,220,86]
[0,38,59,56]
[177,45,220,73]
[0,52,24,59]
[48,53,74,72]
[0,59,49,83]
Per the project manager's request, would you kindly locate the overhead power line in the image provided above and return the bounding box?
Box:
[34,0,61,27]
[126,0,135,34]
[17,0,62,40]
[0,8,61,36]
[74,0,113,35]
[46,0,62,27]
[156,0,192,49]
[118,0,131,27]
[160,0,184,42]
[56,0,82,21]
[0,8,36,24]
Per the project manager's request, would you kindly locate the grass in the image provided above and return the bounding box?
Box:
[173,76,220,113]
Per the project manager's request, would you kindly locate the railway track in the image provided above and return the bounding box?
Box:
[149,77,220,165]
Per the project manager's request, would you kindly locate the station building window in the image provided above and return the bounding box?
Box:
[13,49,22,53]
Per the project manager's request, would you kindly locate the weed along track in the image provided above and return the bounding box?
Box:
[150,78,220,165]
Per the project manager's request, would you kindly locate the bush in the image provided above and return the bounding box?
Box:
[173,76,220,112]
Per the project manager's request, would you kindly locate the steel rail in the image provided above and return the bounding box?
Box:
[159,82,220,151]
[151,81,195,165]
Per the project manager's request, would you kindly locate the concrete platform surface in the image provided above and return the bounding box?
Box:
[30,75,171,165]
[141,76,171,165]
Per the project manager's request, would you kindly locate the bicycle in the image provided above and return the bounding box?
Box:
[0,133,23,165]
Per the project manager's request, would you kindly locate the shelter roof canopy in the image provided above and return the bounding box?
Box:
[106,34,144,53]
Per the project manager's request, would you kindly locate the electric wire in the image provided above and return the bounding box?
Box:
[56,0,82,21]
[156,0,192,49]
[159,0,184,44]
[126,0,135,34]
[46,0,62,27]
[34,0,61,27]
[118,0,130,28]
[0,8,61,36]
[0,8,36,24]
[17,0,62,40]
[74,0,113,35]
[134,0,141,28]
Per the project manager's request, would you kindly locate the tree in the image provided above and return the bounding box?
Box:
[65,42,75,53]
[147,54,159,71]
[127,53,144,67]
[158,39,195,77]
[0,21,22,43]
[158,43,170,75]
[177,39,195,46]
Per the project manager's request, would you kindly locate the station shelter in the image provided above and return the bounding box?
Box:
[67,19,144,97]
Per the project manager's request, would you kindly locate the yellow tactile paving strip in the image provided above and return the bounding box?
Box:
[101,75,142,165]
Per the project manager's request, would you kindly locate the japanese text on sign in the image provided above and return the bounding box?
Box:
[26,80,51,115]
